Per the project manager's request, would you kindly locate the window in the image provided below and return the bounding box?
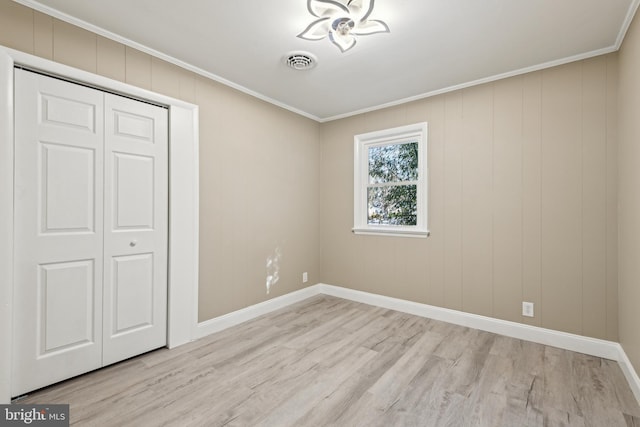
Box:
[353,122,428,237]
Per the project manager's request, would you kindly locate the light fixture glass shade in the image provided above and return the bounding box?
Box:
[298,0,390,53]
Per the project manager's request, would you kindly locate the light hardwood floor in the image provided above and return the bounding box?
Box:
[14,296,640,426]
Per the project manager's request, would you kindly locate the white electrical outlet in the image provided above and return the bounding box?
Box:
[302,272,308,283]
[522,301,534,317]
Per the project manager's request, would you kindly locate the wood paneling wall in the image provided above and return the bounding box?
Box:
[618,9,640,373]
[320,56,618,340]
[0,0,321,323]
[0,0,624,343]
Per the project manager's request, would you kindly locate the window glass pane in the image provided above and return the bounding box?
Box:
[367,185,417,226]
[368,142,418,184]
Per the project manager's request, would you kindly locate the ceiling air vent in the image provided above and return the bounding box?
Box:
[284,52,317,71]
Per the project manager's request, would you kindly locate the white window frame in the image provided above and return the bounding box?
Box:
[353,122,428,238]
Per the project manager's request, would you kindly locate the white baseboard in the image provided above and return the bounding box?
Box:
[316,284,621,360]
[195,285,322,339]
[617,344,640,404]
[194,282,640,404]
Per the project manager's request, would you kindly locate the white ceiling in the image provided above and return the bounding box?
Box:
[16,0,640,122]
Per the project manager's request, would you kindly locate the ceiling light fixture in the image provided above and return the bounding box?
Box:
[297,0,390,53]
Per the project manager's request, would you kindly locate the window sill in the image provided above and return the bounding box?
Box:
[352,227,430,238]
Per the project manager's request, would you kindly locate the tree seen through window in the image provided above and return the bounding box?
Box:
[367,142,418,226]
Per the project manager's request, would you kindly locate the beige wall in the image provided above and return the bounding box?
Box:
[618,11,640,373]
[0,0,321,323]
[320,56,619,341]
[0,0,627,344]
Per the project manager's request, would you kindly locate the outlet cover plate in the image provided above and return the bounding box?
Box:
[522,301,534,317]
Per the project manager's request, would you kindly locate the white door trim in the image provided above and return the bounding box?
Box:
[0,46,200,403]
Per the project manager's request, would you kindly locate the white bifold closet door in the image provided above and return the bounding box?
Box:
[12,69,168,397]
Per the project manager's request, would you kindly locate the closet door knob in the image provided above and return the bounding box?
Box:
[130,240,138,247]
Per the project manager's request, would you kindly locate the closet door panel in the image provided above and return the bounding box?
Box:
[102,93,168,366]
[12,69,104,397]
[13,70,169,396]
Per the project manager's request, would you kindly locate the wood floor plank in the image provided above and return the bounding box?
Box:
[367,330,444,406]
[12,295,640,426]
